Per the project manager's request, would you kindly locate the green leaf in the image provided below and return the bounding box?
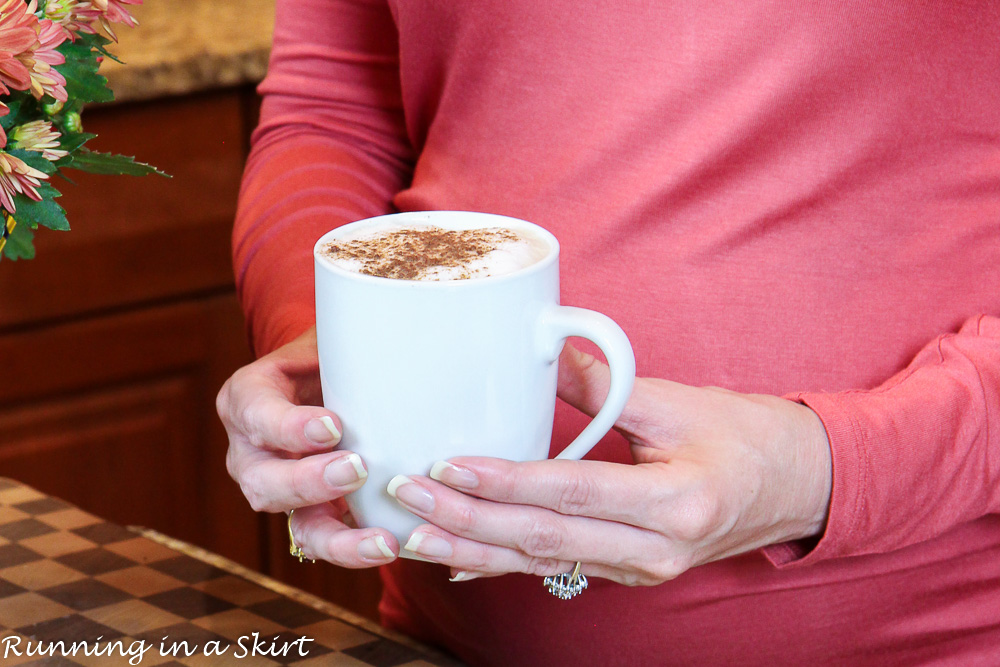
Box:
[59,131,97,155]
[0,98,22,131]
[56,39,115,105]
[14,184,68,232]
[58,35,97,62]
[77,31,115,52]
[2,221,35,261]
[0,94,38,132]
[66,149,170,177]
[60,61,115,105]
[84,33,124,64]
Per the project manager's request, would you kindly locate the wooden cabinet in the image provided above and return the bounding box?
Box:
[0,89,261,566]
[0,88,384,622]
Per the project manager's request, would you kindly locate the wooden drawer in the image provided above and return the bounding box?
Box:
[0,295,260,567]
[0,90,253,327]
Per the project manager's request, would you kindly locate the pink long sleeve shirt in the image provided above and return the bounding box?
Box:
[234,1,1000,664]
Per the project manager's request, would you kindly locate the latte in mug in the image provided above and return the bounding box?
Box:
[313,211,635,546]
[318,224,550,281]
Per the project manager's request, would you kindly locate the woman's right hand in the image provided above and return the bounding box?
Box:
[216,327,399,567]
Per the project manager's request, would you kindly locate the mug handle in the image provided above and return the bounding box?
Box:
[538,306,636,461]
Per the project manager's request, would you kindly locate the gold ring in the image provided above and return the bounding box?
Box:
[288,509,314,563]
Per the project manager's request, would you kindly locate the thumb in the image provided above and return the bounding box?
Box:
[218,349,343,455]
[557,343,643,433]
[556,343,610,416]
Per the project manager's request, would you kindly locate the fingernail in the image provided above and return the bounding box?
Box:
[387,475,435,513]
[449,571,482,582]
[403,531,453,559]
[323,453,367,487]
[429,461,479,489]
[305,416,342,445]
[358,535,395,560]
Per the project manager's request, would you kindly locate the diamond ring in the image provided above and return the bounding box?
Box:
[544,562,588,600]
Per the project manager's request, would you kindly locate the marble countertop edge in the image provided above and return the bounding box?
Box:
[98,0,275,103]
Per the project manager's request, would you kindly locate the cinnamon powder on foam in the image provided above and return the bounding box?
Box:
[321,226,521,281]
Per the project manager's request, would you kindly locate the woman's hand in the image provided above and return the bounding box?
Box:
[387,345,833,585]
[216,327,399,567]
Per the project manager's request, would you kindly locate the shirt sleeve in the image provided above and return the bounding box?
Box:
[234,0,413,356]
[765,313,1000,566]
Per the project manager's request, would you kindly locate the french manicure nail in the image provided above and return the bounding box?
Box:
[387,475,435,513]
[305,416,342,445]
[403,531,453,558]
[323,453,367,487]
[429,461,479,489]
[358,535,395,560]
[449,571,482,582]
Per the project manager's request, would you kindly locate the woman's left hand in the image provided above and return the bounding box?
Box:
[387,345,833,585]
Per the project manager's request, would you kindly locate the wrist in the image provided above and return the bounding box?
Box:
[791,401,833,538]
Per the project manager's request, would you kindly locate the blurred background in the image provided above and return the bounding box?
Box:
[0,0,383,622]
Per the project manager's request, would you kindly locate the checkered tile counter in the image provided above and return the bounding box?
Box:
[0,478,462,666]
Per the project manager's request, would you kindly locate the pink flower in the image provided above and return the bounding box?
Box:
[18,18,68,101]
[0,150,48,214]
[0,0,38,51]
[92,0,141,25]
[53,0,141,42]
[43,0,97,39]
[43,0,85,36]
[11,120,68,161]
[0,0,39,92]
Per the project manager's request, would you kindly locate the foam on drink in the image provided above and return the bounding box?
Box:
[320,224,549,281]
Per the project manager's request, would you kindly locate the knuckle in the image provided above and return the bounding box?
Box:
[291,519,324,564]
[215,379,231,422]
[243,489,267,513]
[240,398,268,449]
[671,489,724,543]
[239,467,272,513]
[492,474,518,504]
[647,555,691,583]
[520,519,565,558]
[292,515,315,547]
[468,542,493,572]
[616,571,644,587]
[525,556,563,577]
[555,474,598,515]
[286,464,316,507]
[450,503,479,535]
[619,549,680,584]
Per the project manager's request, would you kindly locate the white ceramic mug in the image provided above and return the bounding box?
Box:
[314,211,635,547]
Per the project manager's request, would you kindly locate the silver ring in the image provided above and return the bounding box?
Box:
[544,562,588,600]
